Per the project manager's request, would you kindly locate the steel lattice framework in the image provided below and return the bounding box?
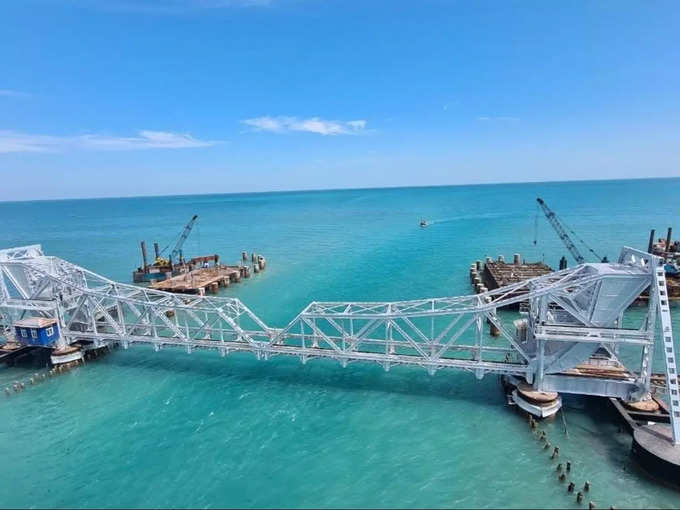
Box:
[0,244,678,443]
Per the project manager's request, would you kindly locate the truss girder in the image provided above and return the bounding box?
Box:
[0,245,668,391]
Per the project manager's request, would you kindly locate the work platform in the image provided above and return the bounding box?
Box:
[484,258,552,289]
[469,254,552,303]
[151,266,250,295]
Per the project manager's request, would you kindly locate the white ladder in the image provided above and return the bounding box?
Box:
[653,263,680,444]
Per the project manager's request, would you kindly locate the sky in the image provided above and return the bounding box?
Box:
[1,0,679,200]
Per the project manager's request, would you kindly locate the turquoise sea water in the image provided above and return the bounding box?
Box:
[1,178,679,508]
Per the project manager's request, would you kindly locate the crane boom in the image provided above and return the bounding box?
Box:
[536,198,586,264]
[170,214,198,264]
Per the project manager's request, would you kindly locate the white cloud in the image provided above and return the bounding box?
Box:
[0,130,219,153]
[242,116,368,136]
[0,89,30,98]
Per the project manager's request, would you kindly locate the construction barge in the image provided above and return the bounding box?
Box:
[469,253,552,300]
[469,199,680,303]
[131,214,267,295]
[649,227,680,300]
[151,254,266,295]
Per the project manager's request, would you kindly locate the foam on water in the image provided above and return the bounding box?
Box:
[0,179,679,508]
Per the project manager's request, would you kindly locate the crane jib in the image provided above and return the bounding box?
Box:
[170,215,199,263]
[536,197,592,265]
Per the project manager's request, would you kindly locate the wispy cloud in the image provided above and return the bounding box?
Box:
[242,116,368,136]
[477,116,520,122]
[0,89,30,98]
[442,100,459,111]
[0,130,220,153]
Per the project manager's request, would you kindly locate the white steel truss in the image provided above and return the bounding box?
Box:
[0,245,676,443]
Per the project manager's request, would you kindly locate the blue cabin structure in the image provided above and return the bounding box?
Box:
[13,317,60,347]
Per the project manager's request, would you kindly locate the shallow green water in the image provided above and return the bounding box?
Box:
[1,179,679,508]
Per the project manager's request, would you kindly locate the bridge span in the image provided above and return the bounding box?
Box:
[0,244,678,445]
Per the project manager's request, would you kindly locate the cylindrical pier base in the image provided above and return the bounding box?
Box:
[502,377,562,419]
[51,345,84,366]
[631,425,680,488]
[623,398,660,413]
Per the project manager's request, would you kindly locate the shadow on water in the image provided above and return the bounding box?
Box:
[100,345,507,407]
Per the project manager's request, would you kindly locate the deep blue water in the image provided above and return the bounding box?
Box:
[0,179,679,508]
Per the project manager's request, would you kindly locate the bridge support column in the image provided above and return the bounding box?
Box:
[508,378,562,419]
[536,339,545,390]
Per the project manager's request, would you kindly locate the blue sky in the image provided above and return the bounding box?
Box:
[1,0,679,200]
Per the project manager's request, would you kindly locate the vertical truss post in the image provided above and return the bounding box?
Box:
[54,298,67,350]
[536,339,545,389]
[652,256,680,444]
[311,317,318,348]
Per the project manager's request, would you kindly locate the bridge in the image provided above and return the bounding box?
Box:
[0,244,678,445]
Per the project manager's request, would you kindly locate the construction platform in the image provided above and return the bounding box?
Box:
[133,253,222,283]
[638,277,680,301]
[469,253,552,302]
[151,265,251,295]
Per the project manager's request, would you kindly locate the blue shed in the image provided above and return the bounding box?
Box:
[13,318,60,347]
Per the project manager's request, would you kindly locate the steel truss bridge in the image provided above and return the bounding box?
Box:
[0,244,678,444]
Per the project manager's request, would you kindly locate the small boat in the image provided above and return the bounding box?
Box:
[419,219,428,227]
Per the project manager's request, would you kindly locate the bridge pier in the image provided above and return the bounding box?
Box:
[502,376,562,419]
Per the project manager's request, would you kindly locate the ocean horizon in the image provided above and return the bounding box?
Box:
[2,175,677,204]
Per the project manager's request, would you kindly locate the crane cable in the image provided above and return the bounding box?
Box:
[559,216,603,262]
[533,201,604,262]
[158,216,199,258]
[533,202,539,245]
[196,222,201,255]
[158,230,182,257]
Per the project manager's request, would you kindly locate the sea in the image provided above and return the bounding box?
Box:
[0,178,679,508]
